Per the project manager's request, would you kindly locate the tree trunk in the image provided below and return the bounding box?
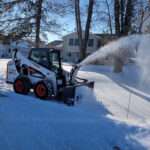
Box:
[82,0,94,60]
[113,57,124,73]
[105,0,113,35]
[120,0,125,34]
[75,0,83,59]
[35,0,43,48]
[124,0,134,35]
[138,9,145,33]
[75,0,94,61]
[114,0,121,35]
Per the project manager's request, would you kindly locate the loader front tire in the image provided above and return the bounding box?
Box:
[13,77,31,95]
[34,81,49,99]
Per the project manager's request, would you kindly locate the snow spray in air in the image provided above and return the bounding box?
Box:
[80,33,150,89]
[80,34,141,66]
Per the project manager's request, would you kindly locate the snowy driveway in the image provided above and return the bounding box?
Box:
[79,65,150,125]
[0,59,150,150]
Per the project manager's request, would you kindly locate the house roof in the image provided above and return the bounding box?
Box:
[63,32,117,39]
[47,40,63,46]
[47,40,63,50]
[95,33,117,37]
[63,32,98,38]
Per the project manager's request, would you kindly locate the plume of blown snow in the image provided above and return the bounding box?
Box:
[80,34,142,66]
[80,33,150,90]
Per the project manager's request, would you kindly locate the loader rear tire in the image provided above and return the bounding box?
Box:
[34,81,49,99]
[13,77,31,95]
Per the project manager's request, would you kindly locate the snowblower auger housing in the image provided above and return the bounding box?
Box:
[6,48,94,105]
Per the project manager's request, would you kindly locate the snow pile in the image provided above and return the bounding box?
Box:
[79,64,150,123]
[137,34,150,89]
[80,34,147,66]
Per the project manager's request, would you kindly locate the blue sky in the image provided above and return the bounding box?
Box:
[47,15,76,42]
[46,1,90,42]
[45,0,111,42]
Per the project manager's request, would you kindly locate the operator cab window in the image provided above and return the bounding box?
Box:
[29,49,61,72]
[30,50,41,62]
[30,50,48,67]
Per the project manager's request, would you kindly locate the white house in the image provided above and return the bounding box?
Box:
[47,40,63,49]
[62,32,101,62]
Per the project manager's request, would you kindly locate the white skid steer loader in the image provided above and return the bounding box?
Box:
[6,48,94,105]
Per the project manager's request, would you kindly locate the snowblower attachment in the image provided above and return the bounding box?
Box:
[60,65,94,105]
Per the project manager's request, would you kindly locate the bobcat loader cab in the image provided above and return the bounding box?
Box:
[6,48,94,105]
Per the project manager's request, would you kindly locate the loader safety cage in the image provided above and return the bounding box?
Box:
[28,48,62,73]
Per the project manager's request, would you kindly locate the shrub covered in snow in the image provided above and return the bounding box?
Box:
[137,34,150,86]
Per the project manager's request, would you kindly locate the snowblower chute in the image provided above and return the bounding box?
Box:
[6,48,94,105]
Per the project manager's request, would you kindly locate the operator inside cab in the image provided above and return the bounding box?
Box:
[29,48,61,72]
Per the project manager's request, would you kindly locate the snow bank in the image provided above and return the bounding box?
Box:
[137,34,150,89]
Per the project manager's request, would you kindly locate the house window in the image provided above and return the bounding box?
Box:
[97,40,101,48]
[69,39,74,46]
[88,39,94,47]
[68,52,72,57]
[75,39,79,46]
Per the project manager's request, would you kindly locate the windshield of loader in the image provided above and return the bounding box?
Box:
[29,48,61,71]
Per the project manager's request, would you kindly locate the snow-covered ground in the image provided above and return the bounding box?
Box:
[0,59,150,150]
[79,64,150,125]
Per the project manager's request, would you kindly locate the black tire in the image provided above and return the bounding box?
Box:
[34,81,49,99]
[13,76,31,94]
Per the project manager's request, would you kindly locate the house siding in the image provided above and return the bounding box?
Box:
[62,32,100,62]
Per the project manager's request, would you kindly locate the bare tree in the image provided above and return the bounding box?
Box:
[120,0,125,34]
[114,0,120,35]
[123,0,134,34]
[35,0,43,48]
[105,0,113,34]
[75,0,94,60]
[137,0,150,33]
[0,0,70,43]
[93,0,114,34]
[114,0,135,35]
[75,0,83,59]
